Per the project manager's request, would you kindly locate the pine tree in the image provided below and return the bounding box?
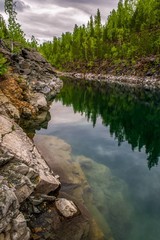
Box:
[0,14,8,39]
[4,0,25,50]
[39,0,160,70]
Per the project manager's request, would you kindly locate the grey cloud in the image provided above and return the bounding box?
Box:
[19,10,78,39]
[53,0,118,8]
[15,0,30,12]
[0,0,30,13]
[0,1,4,11]
[25,0,118,18]
[26,0,117,8]
[1,0,119,40]
[21,11,77,28]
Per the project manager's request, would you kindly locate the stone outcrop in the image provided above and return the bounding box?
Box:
[0,112,61,240]
[11,48,62,99]
[0,41,64,240]
[0,40,63,121]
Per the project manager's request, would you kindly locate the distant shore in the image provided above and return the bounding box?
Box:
[57,71,160,90]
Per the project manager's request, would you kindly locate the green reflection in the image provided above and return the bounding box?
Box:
[56,78,160,169]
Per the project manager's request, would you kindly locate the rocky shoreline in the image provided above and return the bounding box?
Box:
[57,71,160,90]
[0,42,93,240]
[0,40,106,240]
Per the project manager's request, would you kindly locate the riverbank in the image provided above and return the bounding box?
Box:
[57,71,160,90]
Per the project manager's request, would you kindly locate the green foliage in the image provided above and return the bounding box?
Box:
[0,3,38,51]
[39,0,160,70]
[4,0,26,49]
[0,14,8,39]
[27,35,38,49]
[0,54,8,76]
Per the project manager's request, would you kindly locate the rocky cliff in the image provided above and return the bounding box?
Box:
[0,42,64,240]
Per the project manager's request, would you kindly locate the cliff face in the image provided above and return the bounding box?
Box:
[0,42,63,240]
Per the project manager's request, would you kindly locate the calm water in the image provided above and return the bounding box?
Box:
[37,78,160,240]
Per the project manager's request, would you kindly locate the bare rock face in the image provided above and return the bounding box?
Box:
[8,46,63,99]
[0,147,14,167]
[21,48,46,63]
[0,90,20,120]
[11,213,30,240]
[30,92,48,111]
[0,115,60,195]
[0,115,60,240]
[0,185,30,239]
[0,185,19,233]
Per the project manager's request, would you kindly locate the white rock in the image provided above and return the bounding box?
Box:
[30,93,47,110]
[55,198,78,218]
[0,115,60,196]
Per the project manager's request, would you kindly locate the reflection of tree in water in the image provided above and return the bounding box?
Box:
[57,78,160,169]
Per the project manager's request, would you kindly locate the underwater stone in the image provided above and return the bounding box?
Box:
[55,198,78,218]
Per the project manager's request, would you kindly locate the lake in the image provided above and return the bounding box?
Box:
[36,78,160,240]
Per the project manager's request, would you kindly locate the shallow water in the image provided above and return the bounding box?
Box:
[36,78,160,240]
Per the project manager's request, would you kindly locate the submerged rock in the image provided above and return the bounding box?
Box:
[75,155,133,240]
[55,198,78,218]
[34,134,111,240]
[34,134,132,240]
[26,194,90,240]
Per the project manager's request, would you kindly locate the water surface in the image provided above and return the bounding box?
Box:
[37,78,160,240]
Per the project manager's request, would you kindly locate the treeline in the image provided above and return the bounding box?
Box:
[39,0,160,71]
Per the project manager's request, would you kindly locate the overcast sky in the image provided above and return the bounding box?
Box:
[0,0,118,42]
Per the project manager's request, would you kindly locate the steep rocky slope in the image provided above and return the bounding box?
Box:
[0,42,91,240]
